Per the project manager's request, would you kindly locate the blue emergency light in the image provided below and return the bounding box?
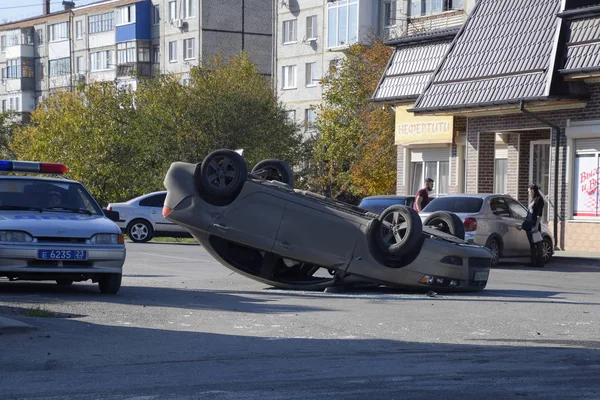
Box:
[0,160,68,174]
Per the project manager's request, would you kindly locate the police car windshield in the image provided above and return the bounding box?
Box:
[0,178,103,215]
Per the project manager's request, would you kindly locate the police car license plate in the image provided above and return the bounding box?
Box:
[37,250,87,260]
[474,271,489,281]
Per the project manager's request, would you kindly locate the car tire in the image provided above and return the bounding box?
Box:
[541,237,553,264]
[196,149,248,206]
[99,273,122,294]
[127,219,153,243]
[485,237,501,266]
[423,211,465,240]
[56,279,73,286]
[251,159,294,188]
[373,205,423,256]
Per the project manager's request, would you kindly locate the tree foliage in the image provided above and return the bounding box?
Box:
[10,53,302,206]
[308,39,396,202]
[0,111,20,159]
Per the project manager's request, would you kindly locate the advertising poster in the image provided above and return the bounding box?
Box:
[574,154,599,217]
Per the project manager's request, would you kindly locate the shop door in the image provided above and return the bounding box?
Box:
[529,140,550,223]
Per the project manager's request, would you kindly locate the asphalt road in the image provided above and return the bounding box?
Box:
[0,242,599,399]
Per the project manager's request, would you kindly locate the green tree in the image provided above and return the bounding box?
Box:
[309,39,395,202]
[0,111,21,159]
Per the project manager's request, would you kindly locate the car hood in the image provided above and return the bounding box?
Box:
[0,211,120,238]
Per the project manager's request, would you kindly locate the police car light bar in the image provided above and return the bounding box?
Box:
[0,161,68,174]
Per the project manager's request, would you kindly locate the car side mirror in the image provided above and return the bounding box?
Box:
[103,209,120,222]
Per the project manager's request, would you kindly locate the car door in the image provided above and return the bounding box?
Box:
[139,193,185,233]
[488,196,520,256]
[505,197,532,255]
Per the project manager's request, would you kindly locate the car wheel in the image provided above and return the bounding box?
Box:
[423,211,465,240]
[127,219,153,243]
[374,205,423,256]
[251,159,294,188]
[196,149,248,206]
[485,237,501,266]
[541,237,553,264]
[99,273,122,294]
[56,279,73,286]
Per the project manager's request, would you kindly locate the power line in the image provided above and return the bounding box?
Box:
[0,2,63,11]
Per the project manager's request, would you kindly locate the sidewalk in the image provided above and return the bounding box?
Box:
[553,250,600,267]
[0,316,36,335]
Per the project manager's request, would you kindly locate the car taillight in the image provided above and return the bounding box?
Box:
[463,217,477,232]
[107,205,112,211]
[162,206,172,217]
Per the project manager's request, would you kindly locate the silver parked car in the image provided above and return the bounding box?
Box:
[107,191,191,243]
[419,194,553,266]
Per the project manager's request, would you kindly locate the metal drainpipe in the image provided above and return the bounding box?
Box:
[519,101,560,249]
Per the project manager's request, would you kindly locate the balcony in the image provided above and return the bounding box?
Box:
[116,62,153,78]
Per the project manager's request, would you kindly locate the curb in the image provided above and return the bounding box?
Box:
[0,317,37,335]
[552,256,600,267]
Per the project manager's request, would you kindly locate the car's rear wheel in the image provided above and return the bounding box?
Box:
[99,273,122,294]
[541,237,553,264]
[251,159,294,188]
[196,149,248,206]
[485,237,501,266]
[127,219,153,243]
[423,211,465,240]
[56,279,73,286]
[373,205,423,256]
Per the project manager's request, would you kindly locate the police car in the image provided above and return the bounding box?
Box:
[0,160,126,294]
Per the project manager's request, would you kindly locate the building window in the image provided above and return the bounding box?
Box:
[410,160,449,195]
[35,29,43,46]
[286,110,296,122]
[306,15,318,40]
[22,60,34,78]
[0,36,5,53]
[153,45,160,63]
[117,42,136,64]
[169,1,177,21]
[305,62,317,86]
[409,0,463,17]
[494,158,508,194]
[138,45,150,62]
[89,12,114,34]
[153,5,160,25]
[305,108,316,129]
[1,100,5,112]
[116,5,136,25]
[49,22,68,42]
[76,56,84,73]
[169,41,177,62]
[49,57,71,76]
[282,65,296,89]
[282,20,297,44]
[183,0,196,18]
[6,59,20,79]
[384,1,397,27]
[327,0,358,48]
[75,21,83,39]
[90,50,113,71]
[574,152,600,218]
[184,38,195,59]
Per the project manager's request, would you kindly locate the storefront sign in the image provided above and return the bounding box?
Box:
[395,105,453,145]
[574,154,599,217]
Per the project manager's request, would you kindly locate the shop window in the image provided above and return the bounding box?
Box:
[574,153,599,218]
[410,160,449,195]
[494,158,508,194]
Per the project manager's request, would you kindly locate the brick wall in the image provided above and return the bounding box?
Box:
[396,146,406,195]
[506,133,520,198]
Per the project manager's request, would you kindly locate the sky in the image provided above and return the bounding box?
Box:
[0,0,98,24]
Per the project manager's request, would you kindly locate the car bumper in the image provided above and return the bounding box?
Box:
[464,232,489,246]
[0,243,126,275]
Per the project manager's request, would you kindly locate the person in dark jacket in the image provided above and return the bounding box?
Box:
[523,183,545,267]
[414,178,434,212]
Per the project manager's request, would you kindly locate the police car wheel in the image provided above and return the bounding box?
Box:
[56,279,73,286]
[99,273,122,294]
[127,219,153,243]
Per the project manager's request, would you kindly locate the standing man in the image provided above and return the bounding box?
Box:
[414,178,434,212]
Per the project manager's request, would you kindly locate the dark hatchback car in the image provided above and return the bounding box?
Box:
[358,195,415,214]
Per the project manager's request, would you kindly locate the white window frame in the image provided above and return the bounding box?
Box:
[327,0,358,49]
[183,0,196,19]
[89,50,113,72]
[89,12,114,34]
[384,0,397,27]
[153,44,160,64]
[49,57,71,76]
[410,159,450,196]
[75,20,83,39]
[116,4,136,26]
[169,41,177,62]
[117,42,136,64]
[573,148,600,219]
[305,62,317,87]
[153,5,160,25]
[49,22,69,42]
[306,15,318,40]
[282,19,297,44]
[282,65,297,89]
[169,1,177,21]
[76,56,84,73]
[305,108,316,129]
[183,38,195,60]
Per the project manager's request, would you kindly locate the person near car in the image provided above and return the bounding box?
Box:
[523,183,545,267]
[414,178,434,212]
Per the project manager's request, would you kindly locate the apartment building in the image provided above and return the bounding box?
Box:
[0,0,272,120]
[274,0,476,135]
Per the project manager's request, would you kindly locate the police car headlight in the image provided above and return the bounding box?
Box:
[91,233,124,245]
[0,231,33,243]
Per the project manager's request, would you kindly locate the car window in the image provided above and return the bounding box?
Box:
[421,197,483,213]
[505,198,528,220]
[139,193,166,208]
[489,197,511,217]
[358,198,409,213]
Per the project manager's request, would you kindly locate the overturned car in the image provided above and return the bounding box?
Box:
[162,149,493,292]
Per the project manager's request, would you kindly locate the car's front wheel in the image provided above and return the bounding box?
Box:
[373,205,423,257]
[127,219,153,243]
[99,273,122,294]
